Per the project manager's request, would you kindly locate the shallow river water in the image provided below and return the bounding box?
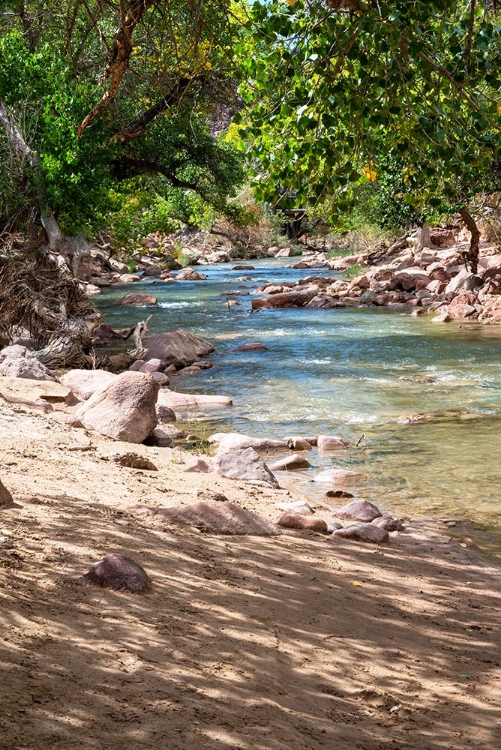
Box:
[96,259,501,558]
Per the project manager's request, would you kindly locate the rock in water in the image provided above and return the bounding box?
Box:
[0,480,14,509]
[77,372,159,443]
[313,468,368,485]
[83,554,150,592]
[269,453,311,470]
[213,447,279,487]
[132,501,279,536]
[317,435,350,450]
[332,524,390,544]
[210,432,288,452]
[144,329,214,367]
[277,512,328,533]
[335,499,382,522]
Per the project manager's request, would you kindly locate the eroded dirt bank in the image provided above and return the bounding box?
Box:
[1,402,500,750]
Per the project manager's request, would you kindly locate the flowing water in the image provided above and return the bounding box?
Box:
[96,259,501,558]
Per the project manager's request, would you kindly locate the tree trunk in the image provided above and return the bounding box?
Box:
[416,223,430,252]
[458,206,480,274]
[0,100,62,250]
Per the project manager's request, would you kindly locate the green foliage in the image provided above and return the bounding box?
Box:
[0,3,246,239]
[343,264,366,279]
[237,0,501,219]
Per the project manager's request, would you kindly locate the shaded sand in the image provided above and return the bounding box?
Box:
[1,400,500,749]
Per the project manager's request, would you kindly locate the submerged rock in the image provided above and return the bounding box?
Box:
[313,468,368,485]
[269,453,311,470]
[317,434,350,450]
[210,432,288,453]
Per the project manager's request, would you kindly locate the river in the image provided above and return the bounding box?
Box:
[96,258,501,559]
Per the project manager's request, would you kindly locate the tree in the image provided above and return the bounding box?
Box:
[236,0,501,268]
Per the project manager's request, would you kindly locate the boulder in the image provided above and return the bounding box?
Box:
[83,554,150,592]
[132,500,279,536]
[334,499,382,522]
[60,369,117,400]
[113,293,158,306]
[117,273,141,284]
[144,329,214,367]
[269,453,311,470]
[210,432,288,453]
[176,267,207,280]
[213,447,279,488]
[317,434,350,450]
[92,324,133,346]
[313,468,368,485]
[277,512,328,533]
[331,523,389,544]
[0,479,14,509]
[77,371,159,443]
[445,269,482,294]
[0,345,56,381]
[232,264,255,270]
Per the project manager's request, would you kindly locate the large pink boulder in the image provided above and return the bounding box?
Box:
[77,371,159,443]
[317,435,350,450]
[335,499,382,522]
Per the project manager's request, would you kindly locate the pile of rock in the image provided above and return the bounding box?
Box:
[250,241,501,323]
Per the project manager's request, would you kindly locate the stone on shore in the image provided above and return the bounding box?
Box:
[372,515,405,531]
[77,371,159,443]
[0,479,14,509]
[144,330,214,368]
[133,500,279,536]
[277,512,328,533]
[269,453,311,470]
[0,376,74,406]
[183,458,212,473]
[335,499,382,522]
[0,345,56,381]
[83,554,150,592]
[210,432,288,453]
[331,523,390,544]
[60,369,117,400]
[213,447,279,488]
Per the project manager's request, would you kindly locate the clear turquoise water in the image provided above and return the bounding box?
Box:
[96,259,501,557]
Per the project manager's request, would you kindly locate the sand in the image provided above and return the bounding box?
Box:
[1,399,501,750]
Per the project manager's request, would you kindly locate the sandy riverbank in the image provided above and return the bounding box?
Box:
[1,400,500,750]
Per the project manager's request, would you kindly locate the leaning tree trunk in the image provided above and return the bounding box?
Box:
[458,206,480,275]
[0,100,62,251]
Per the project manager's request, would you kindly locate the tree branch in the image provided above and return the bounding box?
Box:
[115,77,192,143]
[111,155,199,189]
[78,0,160,137]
